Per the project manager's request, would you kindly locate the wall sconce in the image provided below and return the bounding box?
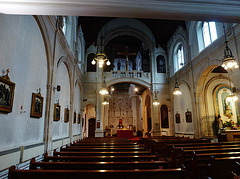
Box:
[54,85,61,92]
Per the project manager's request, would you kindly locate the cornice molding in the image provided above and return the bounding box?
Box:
[0,1,240,22]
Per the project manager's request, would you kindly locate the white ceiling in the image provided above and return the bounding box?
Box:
[0,0,240,22]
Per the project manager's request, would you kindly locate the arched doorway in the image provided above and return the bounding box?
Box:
[88,118,96,137]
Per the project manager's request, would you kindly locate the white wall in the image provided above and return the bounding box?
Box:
[174,84,194,135]
[73,83,81,135]
[0,15,47,151]
[53,62,70,140]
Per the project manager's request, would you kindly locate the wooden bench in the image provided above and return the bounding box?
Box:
[179,147,240,178]
[191,152,240,179]
[151,138,211,156]
[54,150,152,156]
[61,146,146,152]
[30,158,169,170]
[209,156,240,179]
[71,142,138,147]
[44,155,159,162]
[170,142,240,167]
[9,166,185,179]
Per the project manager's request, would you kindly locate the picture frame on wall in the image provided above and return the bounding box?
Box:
[53,102,61,121]
[74,112,76,123]
[186,110,192,123]
[175,113,180,123]
[30,92,44,118]
[0,71,15,113]
[64,107,69,123]
[77,113,80,124]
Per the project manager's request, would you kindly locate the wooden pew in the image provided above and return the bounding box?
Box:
[54,150,152,156]
[151,138,211,157]
[191,152,240,179]
[44,155,160,162]
[9,166,185,179]
[170,142,240,167]
[209,156,240,179]
[179,147,240,178]
[30,158,169,170]
[61,146,146,152]
[71,142,138,147]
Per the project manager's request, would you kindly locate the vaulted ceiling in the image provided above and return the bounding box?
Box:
[78,16,186,50]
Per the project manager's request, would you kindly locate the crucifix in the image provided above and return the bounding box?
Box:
[117,46,136,71]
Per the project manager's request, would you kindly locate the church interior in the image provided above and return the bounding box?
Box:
[1,1,240,178]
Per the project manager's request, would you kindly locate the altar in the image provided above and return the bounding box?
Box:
[117,129,133,138]
[223,130,240,141]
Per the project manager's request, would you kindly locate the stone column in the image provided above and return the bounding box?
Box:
[131,95,138,135]
[151,93,161,136]
[95,64,104,137]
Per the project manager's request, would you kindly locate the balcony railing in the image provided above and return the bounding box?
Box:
[106,70,151,84]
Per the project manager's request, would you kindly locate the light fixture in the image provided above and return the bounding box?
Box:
[221,23,239,70]
[153,92,160,106]
[173,78,182,96]
[226,94,238,102]
[111,86,114,91]
[226,87,238,102]
[134,88,138,92]
[102,97,109,105]
[91,36,111,68]
[152,91,160,106]
[99,77,109,95]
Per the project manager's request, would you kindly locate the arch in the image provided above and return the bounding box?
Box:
[156,55,166,73]
[98,18,156,50]
[168,32,187,75]
[106,78,151,90]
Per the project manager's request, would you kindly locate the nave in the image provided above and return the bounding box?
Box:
[8,136,240,179]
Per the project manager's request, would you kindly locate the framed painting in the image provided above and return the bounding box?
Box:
[53,103,61,121]
[0,73,15,113]
[186,110,192,123]
[161,104,169,128]
[77,113,81,124]
[30,92,44,118]
[175,113,180,123]
[64,107,69,123]
[74,112,76,123]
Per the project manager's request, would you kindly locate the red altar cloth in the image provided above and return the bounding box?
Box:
[117,130,133,138]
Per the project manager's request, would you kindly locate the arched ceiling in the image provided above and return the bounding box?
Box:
[79,16,186,50]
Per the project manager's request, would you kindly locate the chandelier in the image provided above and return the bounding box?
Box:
[221,23,239,70]
[173,79,182,96]
[102,97,109,105]
[226,87,238,102]
[153,92,160,106]
[99,77,109,95]
[91,36,111,68]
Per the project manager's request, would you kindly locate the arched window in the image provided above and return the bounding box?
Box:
[176,44,184,70]
[157,55,166,73]
[202,22,217,48]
